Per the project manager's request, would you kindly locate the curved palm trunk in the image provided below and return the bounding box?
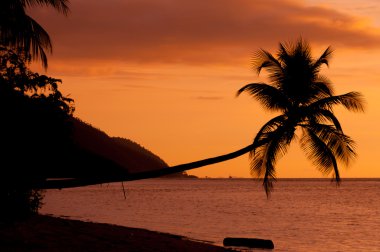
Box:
[37,144,255,189]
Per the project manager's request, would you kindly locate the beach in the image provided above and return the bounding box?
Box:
[0,215,231,252]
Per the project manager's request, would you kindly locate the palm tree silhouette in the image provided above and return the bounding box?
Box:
[236,38,364,194]
[0,0,69,68]
[38,39,364,196]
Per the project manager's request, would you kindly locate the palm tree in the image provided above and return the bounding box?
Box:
[0,0,69,68]
[236,38,364,194]
[35,39,364,196]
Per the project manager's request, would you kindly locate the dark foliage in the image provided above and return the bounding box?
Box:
[0,47,74,220]
[0,0,69,68]
[0,187,44,222]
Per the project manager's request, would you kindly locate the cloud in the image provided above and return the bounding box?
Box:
[29,0,380,65]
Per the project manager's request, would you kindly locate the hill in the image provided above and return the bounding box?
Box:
[67,118,195,179]
[69,118,168,174]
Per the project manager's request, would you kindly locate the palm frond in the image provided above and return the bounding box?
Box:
[306,123,356,166]
[277,42,291,64]
[252,49,283,76]
[250,124,295,196]
[309,92,365,112]
[22,15,52,68]
[250,141,278,196]
[295,38,312,60]
[0,0,68,69]
[300,76,334,105]
[313,46,333,69]
[310,109,343,132]
[22,0,70,15]
[0,4,52,68]
[251,115,287,152]
[338,92,365,112]
[236,83,290,112]
[300,128,341,183]
[274,39,320,104]
[311,75,334,97]
[278,38,312,63]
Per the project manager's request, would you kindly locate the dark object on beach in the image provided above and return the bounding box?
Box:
[223,237,274,249]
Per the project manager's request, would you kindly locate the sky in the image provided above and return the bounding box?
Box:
[29,0,380,178]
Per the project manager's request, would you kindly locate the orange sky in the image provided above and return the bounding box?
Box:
[30,0,380,178]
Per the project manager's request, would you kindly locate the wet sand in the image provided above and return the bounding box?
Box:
[0,215,232,251]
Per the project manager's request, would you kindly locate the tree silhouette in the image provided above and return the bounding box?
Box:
[0,0,69,68]
[236,38,364,194]
[0,47,74,220]
[0,46,75,177]
[38,39,365,196]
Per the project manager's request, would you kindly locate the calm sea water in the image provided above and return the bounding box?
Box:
[41,179,380,251]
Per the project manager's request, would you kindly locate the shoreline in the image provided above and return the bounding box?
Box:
[0,215,233,251]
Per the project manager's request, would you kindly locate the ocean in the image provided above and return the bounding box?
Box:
[40,178,380,251]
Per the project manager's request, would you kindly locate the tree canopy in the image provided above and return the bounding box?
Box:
[0,0,69,68]
[0,46,73,220]
[0,47,74,184]
[237,38,365,194]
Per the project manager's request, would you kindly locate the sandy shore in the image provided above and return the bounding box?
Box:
[0,215,232,251]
